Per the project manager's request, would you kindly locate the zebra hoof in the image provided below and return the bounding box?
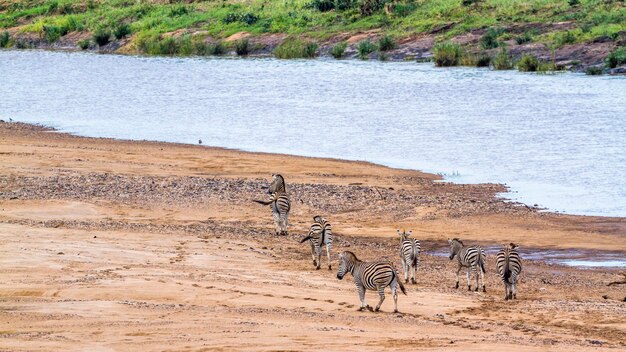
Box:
[367,306,374,312]
[393,309,398,313]
[468,286,472,291]
[358,307,365,311]
[474,287,479,292]
[328,265,332,270]
[483,287,487,293]
[411,279,416,285]
[455,283,459,289]
[405,279,408,284]
[315,267,320,270]
[374,307,380,312]
[312,260,317,266]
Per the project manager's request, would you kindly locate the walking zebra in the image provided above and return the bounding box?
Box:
[300,215,332,270]
[397,229,420,284]
[496,243,522,300]
[448,238,486,292]
[253,174,290,235]
[336,251,406,313]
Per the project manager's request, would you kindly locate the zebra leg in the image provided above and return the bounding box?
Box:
[411,263,417,285]
[316,246,322,270]
[402,259,409,284]
[309,241,317,268]
[512,282,517,299]
[475,266,480,292]
[504,282,509,300]
[325,243,332,270]
[391,281,399,313]
[481,270,486,293]
[374,286,385,312]
[272,210,281,235]
[455,265,461,289]
[467,267,472,291]
[357,285,371,311]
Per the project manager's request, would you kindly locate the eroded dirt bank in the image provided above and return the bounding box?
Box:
[0,122,624,351]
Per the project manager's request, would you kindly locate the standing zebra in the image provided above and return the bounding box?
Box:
[448,238,486,292]
[496,243,522,300]
[253,174,290,235]
[300,215,332,270]
[336,251,406,313]
[397,229,420,284]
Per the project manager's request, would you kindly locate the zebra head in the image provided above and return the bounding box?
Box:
[313,215,323,223]
[337,251,357,280]
[397,229,412,241]
[448,238,464,260]
[268,173,286,194]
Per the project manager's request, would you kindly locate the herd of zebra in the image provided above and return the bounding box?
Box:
[253,174,523,312]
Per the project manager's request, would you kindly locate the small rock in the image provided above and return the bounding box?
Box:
[57,252,64,255]
[602,295,609,299]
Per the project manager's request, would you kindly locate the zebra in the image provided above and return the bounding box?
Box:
[253,174,290,235]
[397,229,420,284]
[336,251,406,313]
[448,238,486,292]
[300,215,332,270]
[496,243,523,300]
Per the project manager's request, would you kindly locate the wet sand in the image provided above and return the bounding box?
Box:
[0,122,624,351]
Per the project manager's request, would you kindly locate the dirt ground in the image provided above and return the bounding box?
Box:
[0,122,624,351]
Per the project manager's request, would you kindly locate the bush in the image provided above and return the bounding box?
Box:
[378,35,396,51]
[235,38,249,56]
[433,41,461,67]
[480,28,500,49]
[114,24,131,39]
[605,47,626,68]
[241,13,259,25]
[515,32,533,45]
[275,38,318,59]
[492,47,512,70]
[554,31,577,47]
[585,66,603,75]
[517,54,540,72]
[178,35,193,56]
[379,52,389,61]
[77,38,90,50]
[93,28,111,46]
[359,0,387,16]
[43,25,61,43]
[169,4,189,17]
[357,39,376,59]
[0,31,9,48]
[331,42,347,59]
[307,0,335,12]
[223,13,240,24]
[476,54,491,67]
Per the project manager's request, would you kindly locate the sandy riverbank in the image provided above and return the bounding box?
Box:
[0,121,624,351]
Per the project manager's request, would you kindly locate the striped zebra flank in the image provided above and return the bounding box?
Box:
[448,238,486,292]
[336,251,406,313]
[496,243,523,300]
[300,215,333,270]
[397,229,420,284]
[253,174,291,235]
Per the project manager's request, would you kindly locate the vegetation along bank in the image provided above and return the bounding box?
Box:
[1,0,625,74]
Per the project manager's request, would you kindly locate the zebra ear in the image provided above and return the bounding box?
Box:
[396,229,401,235]
[447,238,452,244]
[408,230,413,236]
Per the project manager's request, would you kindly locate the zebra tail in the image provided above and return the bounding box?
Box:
[397,276,407,295]
[299,235,313,244]
[253,199,272,205]
[478,251,486,274]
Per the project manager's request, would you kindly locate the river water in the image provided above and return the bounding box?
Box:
[1,50,625,217]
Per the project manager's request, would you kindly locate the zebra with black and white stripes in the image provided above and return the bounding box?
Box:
[448,238,486,292]
[397,229,420,284]
[300,215,332,270]
[336,251,407,313]
[496,243,522,300]
[253,174,290,235]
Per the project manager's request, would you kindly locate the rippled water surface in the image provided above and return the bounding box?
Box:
[1,50,625,216]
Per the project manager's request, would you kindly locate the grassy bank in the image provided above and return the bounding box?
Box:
[0,0,624,71]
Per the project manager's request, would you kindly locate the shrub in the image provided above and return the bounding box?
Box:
[585,66,603,75]
[476,54,491,67]
[389,2,416,17]
[114,24,131,39]
[515,32,533,45]
[307,0,335,12]
[331,42,348,59]
[517,54,540,72]
[492,47,512,70]
[223,13,240,24]
[43,25,61,43]
[0,31,9,48]
[433,41,461,67]
[241,13,259,25]
[93,28,111,46]
[274,38,318,59]
[336,0,355,10]
[378,35,396,51]
[480,28,500,49]
[169,4,189,17]
[178,35,193,56]
[235,38,249,56]
[605,47,626,68]
[379,52,389,61]
[359,0,387,16]
[568,0,579,6]
[77,38,90,50]
[357,39,376,59]
[554,31,577,47]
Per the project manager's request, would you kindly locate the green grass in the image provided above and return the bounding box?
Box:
[378,35,396,51]
[330,41,348,59]
[0,0,623,59]
[274,38,318,59]
[235,38,249,56]
[493,47,513,70]
[357,39,376,59]
[0,30,9,47]
[433,41,462,67]
[605,47,626,68]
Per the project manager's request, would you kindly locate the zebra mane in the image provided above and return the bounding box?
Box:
[269,173,286,193]
[342,251,360,262]
[451,238,464,246]
[509,242,518,249]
